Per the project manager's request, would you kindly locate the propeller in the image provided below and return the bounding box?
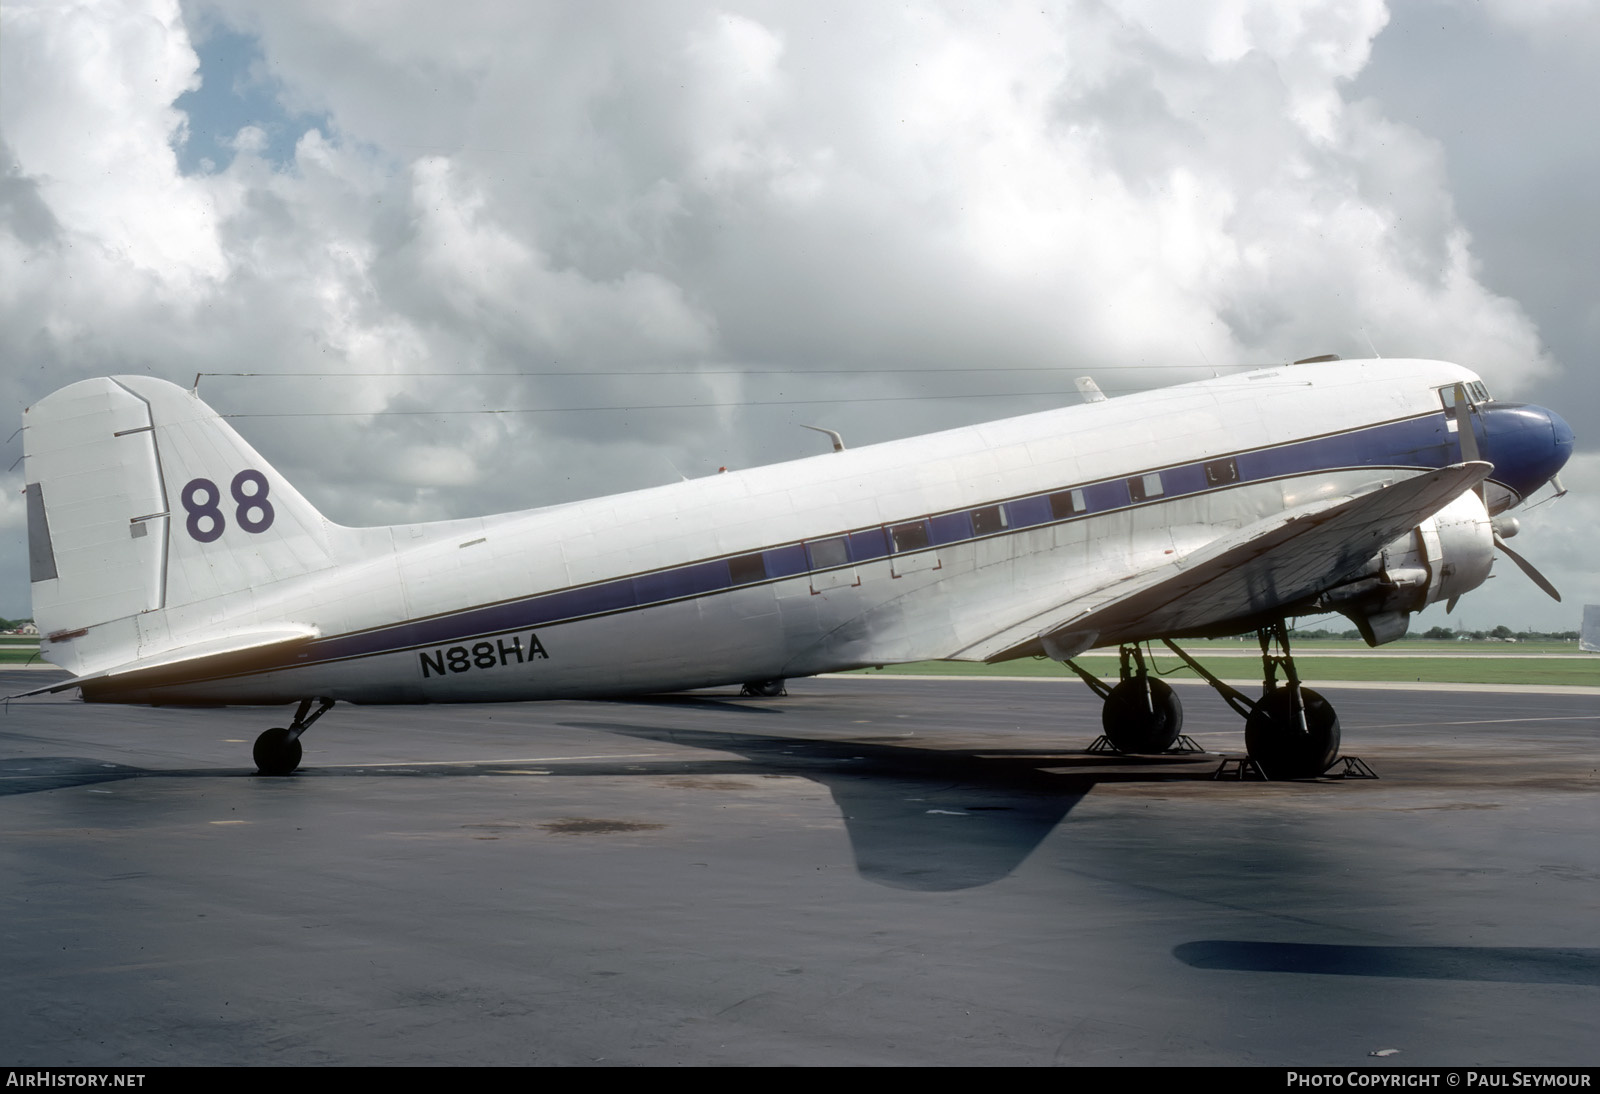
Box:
[1451,383,1483,466]
[1446,383,1562,606]
[1494,528,1562,602]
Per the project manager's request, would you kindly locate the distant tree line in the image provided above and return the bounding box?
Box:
[1289,625,1579,642]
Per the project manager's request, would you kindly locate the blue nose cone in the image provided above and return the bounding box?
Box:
[1480,403,1573,501]
[1551,405,1574,454]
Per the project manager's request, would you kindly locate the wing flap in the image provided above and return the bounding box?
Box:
[953,462,1492,663]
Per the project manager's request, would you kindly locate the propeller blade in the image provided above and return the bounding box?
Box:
[1449,383,1491,509]
[1494,533,1562,602]
[1451,383,1482,464]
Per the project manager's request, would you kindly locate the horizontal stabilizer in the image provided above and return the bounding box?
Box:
[955,461,1493,662]
[6,627,318,700]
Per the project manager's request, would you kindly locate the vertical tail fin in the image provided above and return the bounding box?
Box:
[24,376,336,673]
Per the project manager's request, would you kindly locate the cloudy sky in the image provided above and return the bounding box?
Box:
[2,0,1594,634]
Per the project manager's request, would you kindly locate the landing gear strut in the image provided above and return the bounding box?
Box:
[1068,644,1185,754]
[1243,622,1339,779]
[252,698,334,776]
[741,678,787,697]
[1160,623,1342,779]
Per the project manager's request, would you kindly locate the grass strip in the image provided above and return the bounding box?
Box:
[849,656,1599,687]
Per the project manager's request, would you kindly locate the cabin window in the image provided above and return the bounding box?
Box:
[1048,489,1086,519]
[727,552,767,585]
[971,504,1008,536]
[1204,457,1239,486]
[888,521,930,553]
[1128,472,1165,502]
[806,537,850,570]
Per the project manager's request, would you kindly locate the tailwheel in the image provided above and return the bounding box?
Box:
[252,727,303,776]
[1102,675,1183,754]
[252,697,334,776]
[1244,686,1340,779]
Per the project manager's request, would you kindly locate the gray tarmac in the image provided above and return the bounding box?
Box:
[2,669,1596,1066]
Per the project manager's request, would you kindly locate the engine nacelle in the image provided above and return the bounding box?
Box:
[1317,490,1495,645]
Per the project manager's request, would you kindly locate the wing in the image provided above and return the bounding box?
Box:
[950,461,1492,663]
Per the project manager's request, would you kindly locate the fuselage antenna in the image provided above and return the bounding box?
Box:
[800,424,846,452]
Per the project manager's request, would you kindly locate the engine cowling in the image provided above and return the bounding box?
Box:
[1317,490,1495,645]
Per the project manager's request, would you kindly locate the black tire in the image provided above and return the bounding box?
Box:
[1244,687,1340,779]
[253,727,303,776]
[742,678,787,698]
[1101,676,1183,753]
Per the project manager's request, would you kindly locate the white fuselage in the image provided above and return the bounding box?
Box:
[66,359,1482,706]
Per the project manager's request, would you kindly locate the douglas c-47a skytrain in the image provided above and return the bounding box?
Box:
[14,358,1573,779]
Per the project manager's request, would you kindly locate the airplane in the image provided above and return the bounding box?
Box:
[13,357,1573,780]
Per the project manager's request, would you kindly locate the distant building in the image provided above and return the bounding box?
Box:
[1583,606,1600,654]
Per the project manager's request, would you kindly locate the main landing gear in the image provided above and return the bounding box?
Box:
[1239,623,1340,779]
[741,678,788,697]
[1065,644,1190,755]
[252,698,334,776]
[1069,622,1344,779]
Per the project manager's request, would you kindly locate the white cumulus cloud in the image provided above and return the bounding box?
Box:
[0,0,1586,629]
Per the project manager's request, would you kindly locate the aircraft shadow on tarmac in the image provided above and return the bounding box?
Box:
[1174,941,1600,987]
[558,715,1223,892]
[0,700,1222,892]
[0,756,152,794]
[9,751,1594,985]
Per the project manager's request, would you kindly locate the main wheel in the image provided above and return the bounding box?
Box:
[1244,687,1339,779]
[252,727,303,776]
[742,678,787,698]
[1101,676,1183,753]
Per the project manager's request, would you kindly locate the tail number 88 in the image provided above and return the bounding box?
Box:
[181,470,276,542]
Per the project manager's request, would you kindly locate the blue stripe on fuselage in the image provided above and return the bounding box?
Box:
[287,410,1460,670]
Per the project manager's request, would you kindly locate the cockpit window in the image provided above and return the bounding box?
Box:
[1439,381,1493,411]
